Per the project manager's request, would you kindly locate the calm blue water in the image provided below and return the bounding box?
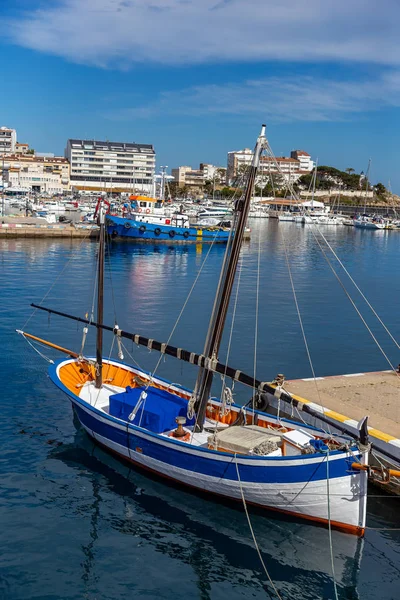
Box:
[1,221,400,599]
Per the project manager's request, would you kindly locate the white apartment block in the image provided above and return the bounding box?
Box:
[199,163,226,182]
[0,127,17,154]
[3,155,70,193]
[227,148,253,184]
[227,148,314,185]
[65,139,156,194]
[290,150,314,171]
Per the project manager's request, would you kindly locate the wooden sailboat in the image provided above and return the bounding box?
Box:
[19,126,371,535]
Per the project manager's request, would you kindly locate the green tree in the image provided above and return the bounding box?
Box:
[374,182,386,197]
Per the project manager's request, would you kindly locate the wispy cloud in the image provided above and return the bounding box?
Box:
[7,0,400,67]
[103,71,400,122]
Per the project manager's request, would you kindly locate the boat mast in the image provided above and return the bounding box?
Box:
[363,159,371,215]
[95,199,105,388]
[193,125,267,430]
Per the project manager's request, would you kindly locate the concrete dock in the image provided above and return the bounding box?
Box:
[0,217,249,241]
[0,218,99,239]
[284,370,400,439]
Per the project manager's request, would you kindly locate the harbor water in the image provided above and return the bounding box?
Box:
[1,220,399,599]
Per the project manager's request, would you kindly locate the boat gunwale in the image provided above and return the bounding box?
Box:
[50,357,360,464]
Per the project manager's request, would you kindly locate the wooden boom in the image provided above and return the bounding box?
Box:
[16,330,79,358]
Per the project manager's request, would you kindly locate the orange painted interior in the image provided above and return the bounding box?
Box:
[58,360,190,399]
[58,359,338,451]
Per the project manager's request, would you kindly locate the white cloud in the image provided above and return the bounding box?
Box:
[103,71,400,122]
[8,0,400,67]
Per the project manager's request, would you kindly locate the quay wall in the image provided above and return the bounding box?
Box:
[0,224,98,239]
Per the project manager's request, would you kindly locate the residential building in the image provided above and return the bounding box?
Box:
[226,148,253,184]
[227,147,314,185]
[172,163,226,189]
[15,143,30,155]
[0,127,17,154]
[2,154,70,193]
[65,138,156,194]
[290,150,314,172]
[199,163,226,183]
[171,166,194,186]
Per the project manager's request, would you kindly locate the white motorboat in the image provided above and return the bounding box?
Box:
[354,216,386,230]
[277,211,295,222]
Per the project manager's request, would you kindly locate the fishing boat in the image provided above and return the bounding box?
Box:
[19,125,374,535]
[106,194,233,243]
[106,214,233,243]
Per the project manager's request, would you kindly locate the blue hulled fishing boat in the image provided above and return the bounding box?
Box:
[106,214,232,243]
[19,125,376,535]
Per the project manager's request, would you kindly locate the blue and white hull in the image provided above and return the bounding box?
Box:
[50,357,368,535]
[354,219,385,230]
[106,215,231,243]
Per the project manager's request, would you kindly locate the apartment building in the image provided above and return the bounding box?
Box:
[0,127,17,154]
[15,143,30,155]
[227,148,314,184]
[290,150,314,171]
[172,163,226,188]
[3,154,70,193]
[65,138,156,194]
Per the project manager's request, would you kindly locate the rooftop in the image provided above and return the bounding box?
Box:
[67,139,155,153]
[1,154,68,164]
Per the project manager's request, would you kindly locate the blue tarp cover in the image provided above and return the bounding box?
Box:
[109,385,195,433]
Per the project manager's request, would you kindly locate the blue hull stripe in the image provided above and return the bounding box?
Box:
[73,404,354,483]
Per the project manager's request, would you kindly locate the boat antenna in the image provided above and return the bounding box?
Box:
[94,197,105,388]
[193,125,267,431]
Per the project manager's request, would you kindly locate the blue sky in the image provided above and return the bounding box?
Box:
[1,0,399,190]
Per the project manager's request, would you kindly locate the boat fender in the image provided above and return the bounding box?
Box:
[138,208,142,213]
[146,208,151,214]
[169,230,176,238]
[254,392,269,412]
[154,227,161,236]
[124,222,131,229]
[183,231,190,238]
[139,225,146,233]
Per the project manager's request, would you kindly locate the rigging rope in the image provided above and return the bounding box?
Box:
[325,448,339,600]
[312,228,400,352]
[311,231,400,376]
[234,455,283,600]
[20,332,55,364]
[262,138,400,371]
[252,160,264,423]
[216,254,244,420]
[280,227,331,431]
[22,225,95,330]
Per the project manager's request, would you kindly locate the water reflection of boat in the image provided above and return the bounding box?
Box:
[49,430,364,599]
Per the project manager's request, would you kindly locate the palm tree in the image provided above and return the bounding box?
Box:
[345,168,355,175]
